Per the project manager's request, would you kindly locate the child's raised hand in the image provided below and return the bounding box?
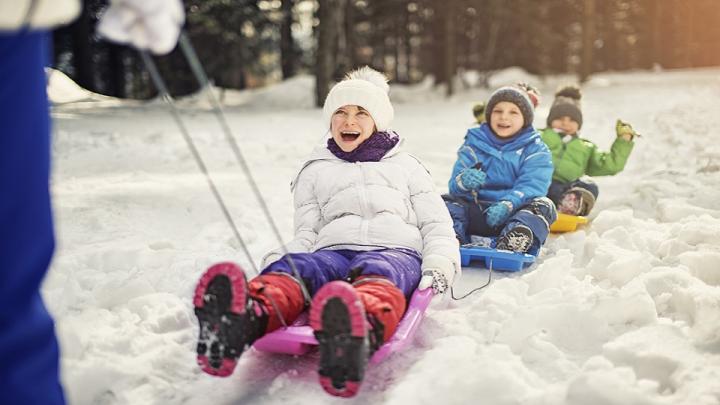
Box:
[485,201,513,228]
[458,167,487,191]
[616,119,639,141]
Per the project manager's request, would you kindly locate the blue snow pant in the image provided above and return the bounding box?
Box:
[547,178,599,215]
[263,248,423,298]
[0,32,65,404]
[444,195,557,256]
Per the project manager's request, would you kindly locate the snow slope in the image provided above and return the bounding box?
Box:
[46,67,720,405]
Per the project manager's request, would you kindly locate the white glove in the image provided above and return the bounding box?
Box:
[417,254,458,295]
[418,270,449,295]
[97,0,185,55]
[0,0,80,30]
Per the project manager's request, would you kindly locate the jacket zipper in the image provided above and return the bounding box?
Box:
[357,163,370,244]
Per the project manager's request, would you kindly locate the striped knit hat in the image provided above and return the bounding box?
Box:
[485,82,541,128]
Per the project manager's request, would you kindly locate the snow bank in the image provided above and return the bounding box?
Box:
[46,68,115,105]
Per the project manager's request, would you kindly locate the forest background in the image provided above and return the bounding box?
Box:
[53,0,720,104]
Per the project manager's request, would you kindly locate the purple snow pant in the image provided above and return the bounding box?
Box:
[262,248,423,298]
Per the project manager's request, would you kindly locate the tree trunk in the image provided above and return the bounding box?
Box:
[580,0,596,83]
[106,44,124,98]
[280,0,295,79]
[345,0,357,69]
[535,2,551,76]
[403,4,413,83]
[315,0,347,107]
[644,0,661,68]
[70,2,93,91]
[437,0,456,96]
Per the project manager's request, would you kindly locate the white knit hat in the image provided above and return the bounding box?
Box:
[322,66,394,132]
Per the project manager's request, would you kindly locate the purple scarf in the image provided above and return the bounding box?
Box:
[327,131,400,162]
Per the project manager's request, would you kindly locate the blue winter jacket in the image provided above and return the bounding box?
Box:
[448,123,554,210]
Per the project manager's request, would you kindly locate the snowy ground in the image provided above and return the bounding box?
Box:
[45,67,720,405]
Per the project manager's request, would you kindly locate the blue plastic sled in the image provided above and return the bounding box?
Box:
[460,246,535,272]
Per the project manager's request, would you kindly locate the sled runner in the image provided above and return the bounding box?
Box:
[253,287,433,364]
[550,213,588,233]
[460,245,535,272]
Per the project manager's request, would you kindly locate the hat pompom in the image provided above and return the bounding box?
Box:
[555,85,582,101]
[345,66,390,94]
[517,82,541,107]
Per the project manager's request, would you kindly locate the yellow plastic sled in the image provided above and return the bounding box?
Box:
[550,213,588,233]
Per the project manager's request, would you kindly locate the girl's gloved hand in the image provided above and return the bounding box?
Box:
[98,0,185,55]
[418,254,456,295]
[458,167,487,191]
[485,201,513,228]
[418,270,449,295]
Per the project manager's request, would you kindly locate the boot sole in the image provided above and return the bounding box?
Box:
[310,281,368,397]
[497,225,534,253]
[193,262,248,377]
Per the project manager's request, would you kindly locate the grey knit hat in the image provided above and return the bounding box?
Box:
[485,83,540,129]
[546,85,583,129]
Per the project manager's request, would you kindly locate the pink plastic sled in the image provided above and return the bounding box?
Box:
[253,287,433,364]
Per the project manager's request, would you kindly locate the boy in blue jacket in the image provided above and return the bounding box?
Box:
[445,84,557,255]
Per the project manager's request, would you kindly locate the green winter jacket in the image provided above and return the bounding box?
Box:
[540,127,634,183]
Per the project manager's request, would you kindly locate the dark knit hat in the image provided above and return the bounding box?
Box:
[546,85,583,129]
[485,83,541,129]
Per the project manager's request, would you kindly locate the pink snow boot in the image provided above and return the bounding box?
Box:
[310,281,370,397]
[193,262,268,377]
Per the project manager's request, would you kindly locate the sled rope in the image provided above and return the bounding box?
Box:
[139,51,259,274]
[140,34,311,307]
[450,258,494,300]
[176,32,311,303]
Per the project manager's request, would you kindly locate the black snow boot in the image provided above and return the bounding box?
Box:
[496,224,534,253]
[310,281,370,398]
[193,262,268,377]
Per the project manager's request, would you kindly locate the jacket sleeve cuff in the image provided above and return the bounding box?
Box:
[497,196,518,212]
[454,171,469,192]
[260,251,284,269]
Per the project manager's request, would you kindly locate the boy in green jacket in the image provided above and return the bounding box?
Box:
[541,86,637,216]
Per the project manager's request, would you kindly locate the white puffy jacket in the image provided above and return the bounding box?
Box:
[264,137,460,286]
[0,1,81,30]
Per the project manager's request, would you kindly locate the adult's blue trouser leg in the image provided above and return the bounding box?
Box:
[0,31,65,405]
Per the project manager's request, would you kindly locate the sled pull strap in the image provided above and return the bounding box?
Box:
[450,257,494,300]
[176,32,310,300]
[139,50,259,275]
